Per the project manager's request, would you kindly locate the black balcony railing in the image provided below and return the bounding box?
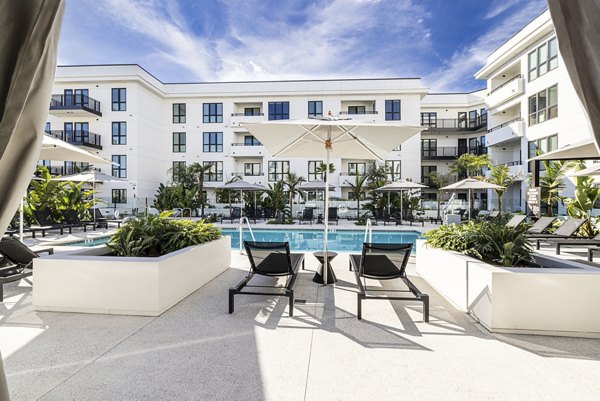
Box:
[488,117,522,133]
[45,130,102,150]
[423,116,486,131]
[231,142,262,146]
[49,94,102,116]
[231,112,264,116]
[421,146,487,160]
[339,110,378,115]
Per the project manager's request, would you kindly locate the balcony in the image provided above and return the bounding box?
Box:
[487,75,524,108]
[231,173,266,185]
[230,143,266,158]
[338,173,360,187]
[486,118,524,147]
[486,161,525,180]
[339,110,378,122]
[45,130,102,150]
[49,94,102,117]
[229,113,265,129]
[423,117,486,132]
[421,146,487,160]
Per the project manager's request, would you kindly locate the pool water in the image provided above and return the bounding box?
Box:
[65,229,421,253]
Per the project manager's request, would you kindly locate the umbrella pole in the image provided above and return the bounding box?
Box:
[19,197,24,242]
[468,189,471,220]
[400,190,403,222]
[388,192,390,215]
[323,129,331,286]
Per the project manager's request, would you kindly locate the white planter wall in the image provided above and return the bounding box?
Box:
[416,240,600,338]
[33,236,231,316]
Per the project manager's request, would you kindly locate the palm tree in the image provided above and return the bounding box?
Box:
[188,163,214,217]
[284,172,305,217]
[348,172,369,219]
[487,164,516,212]
[316,162,335,181]
[450,153,490,178]
[539,159,574,216]
[427,171,451,219]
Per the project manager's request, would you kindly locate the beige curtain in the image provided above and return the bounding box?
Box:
[548,0,600,154]
[0,1,65,399]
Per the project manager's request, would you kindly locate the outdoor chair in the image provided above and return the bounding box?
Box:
[544,232,600,254]
[229,241,305,316]
[528,218,587,249]
[31,209,70,237]
[0,238,53,301]
[327,207,339,225]
[457,209,467,220]
[401,210,425,227]
[349,243,429,322]
[487,210,500,219]
[526,216,556,234]
[92,209,123,228]
[64,210,96,232]
[222,207,242,224]
[505,214,527,228]
[298,207,315,225]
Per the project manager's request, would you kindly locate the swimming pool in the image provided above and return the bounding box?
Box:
[65,229,421,253]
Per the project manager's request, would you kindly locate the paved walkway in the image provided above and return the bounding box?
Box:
[1,251,599,401]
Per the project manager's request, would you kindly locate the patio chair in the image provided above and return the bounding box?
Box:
[401,210,424,227]
[229,241,305,316]
[544,232,600,254]
[528,218,587,249]
[526,216,556,234]
[487,210,500,219]
[31,209,70,237]
[505,214,527,228]
[349,243,429,322]
[222,207,242,224]
[0,238,53,301]
[92,209,124,228]
[457,209,467,220]
[298,207,315,225]
[327,207,339,225]
[64,210,96,232]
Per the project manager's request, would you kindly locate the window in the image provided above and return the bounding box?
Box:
[528,37,558,81]
[468,110,479,128]
[308,101,323,118]
[268,102,289,120]
[74,89,89,106]
[468,137,479,154]
[529,85,558,125]
[74,122,89,144]
[385,100,401,120]
[480,108,488,126]
[64,122,73,142]
[112,122,127,145]
[203,132,223,152]
[172,161,186,182]
[244,135,261,146]
[64,161,88,175]
[111,189,127,204]
[204,161,223,182]
[203,103,223,123]
[458,112,467,128]
[421,139,437,158]
[244,163,262,176]
[528,134,558,172]
[268,161,289,181]
[420,112,437,127]
[112,155,127,178]
[173,132,186,153]
[111,88,126,111]
[421,166,437,186]
[244,107,260,116]
[348,105,366,114]
[385,160,401,181]
[308,161,323,181]
[45,122,51,133]
[348,162,366,176]
[307,191,324,201]
[173,103,186,123]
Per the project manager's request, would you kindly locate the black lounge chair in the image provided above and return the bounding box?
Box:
[505,214,527,228]
[92,209,124,228]
[298,207,314,225]
[349,243,429,322]
[526,216,556,234]
[31,209,70,237]
[327,207,339,225]
[374,209,396,226]
[229,241,305,316]
[401,210,424,227]
[487,210,500,219]
[587,246,600,262]
[64,210,96,232]
[0,238,53,301]
[222,207,241,223]
[543,233,600,254]
[529,218,587,249]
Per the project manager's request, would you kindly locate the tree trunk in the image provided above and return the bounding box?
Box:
[199,175,205,217]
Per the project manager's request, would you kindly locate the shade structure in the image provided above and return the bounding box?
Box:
[528,138,599,161]
[300,181,335,191]
[376,180,427,216]
[569,163,600,177]
[217,180,267,218]
[243,116,422,285]
[40,135,112,165]
[441,178,505,220]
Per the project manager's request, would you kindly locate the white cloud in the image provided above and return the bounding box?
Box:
[484,0,521,19]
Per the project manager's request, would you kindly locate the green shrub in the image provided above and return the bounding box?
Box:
[424,220,533,267]
[108,215,221,257]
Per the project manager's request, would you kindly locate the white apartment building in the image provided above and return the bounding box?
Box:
[476,10,593,214]
[44,65,428,212]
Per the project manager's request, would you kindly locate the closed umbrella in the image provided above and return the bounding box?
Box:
[440,178,505,220]
[243,115,421,285]
[376,180,427,219]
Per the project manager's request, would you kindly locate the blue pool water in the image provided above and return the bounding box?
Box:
[65,229,421,253]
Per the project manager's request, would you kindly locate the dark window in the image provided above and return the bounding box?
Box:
[385,160,401,181]
[112,122,127,145]
[244,135,261,146]
[348,106,366,114]
[529,85,558,126]
[173,103,186,123]
[204,161,223,182]
[64,161,88,175]
[420,112,437,127]
[268,161,289,181]
[74,89,89,106]
[307,191,324,201]
[528,37,558,81]
[480,108,488,126]
[173,132,186,153]
[421,166,437,186]
[268,102,289,120]
[468,137,479,154]
[458,112,467,128]
[348,162,366,176]
[203,103,223,123]
[308,161,322,181]
[528,134,558,172]
[45,122,51,133]
[421,139,437,157]
[172,161,186,182]
[112,155,127,178]
[203,132,223,152]
[244,107,260,116]
[244,163,262,176]
[468,110,479,128]
[308,101,323,118]
[111,189,127,204]
[111,88,126,111]
[74,122,89,144]
[64,122,73,142]
[385,100,401,120]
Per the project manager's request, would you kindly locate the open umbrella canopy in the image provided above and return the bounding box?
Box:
[40,135,112,165]
[376,180,427,191]
[217,180,267,191]
[528,138,599,161]
[52,171,125,183]
[569,163,600,177]
[300,181,336,191]
[441,178,505,191]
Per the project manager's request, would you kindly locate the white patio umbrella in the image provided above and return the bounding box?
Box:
[243,115,422,285]
[569,163,600,177]
[440,178,505,220]
[376,180,427,217]
[217,180,267,217]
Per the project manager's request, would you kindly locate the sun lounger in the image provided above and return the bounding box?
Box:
[505,214,527,228]
[298,207,315,225]
[529,218,587,249]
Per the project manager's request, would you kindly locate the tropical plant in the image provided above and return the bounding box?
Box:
[564,162,600,237]
[427,171,451,219]
[284,172,305,216]
[153,183,180,211]
[316,162,335,180]
[487,164,516,212]
[160,162,215,215]
[108,214,221,257]
[450,153,490,178]
[262,180,288,218]
[364,162,389,214]
[347,172,369,219]
[539,159,574,216]
[189,162,215,216]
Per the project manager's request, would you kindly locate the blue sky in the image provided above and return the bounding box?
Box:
[57,0,548,91]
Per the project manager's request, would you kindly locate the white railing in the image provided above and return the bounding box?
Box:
[363,218,373,244]
[238,216,256,254]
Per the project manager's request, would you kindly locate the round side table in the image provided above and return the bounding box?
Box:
[312,251,338,284]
